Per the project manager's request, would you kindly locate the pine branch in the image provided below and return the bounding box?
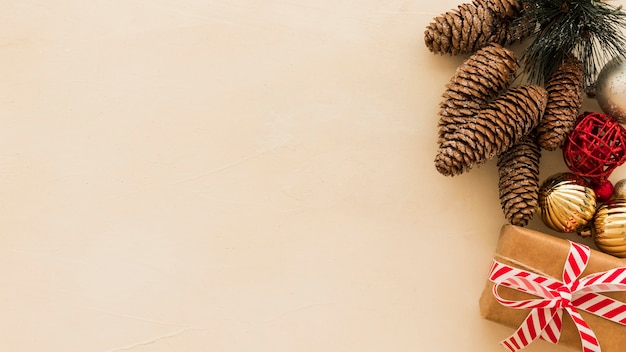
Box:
[518,0,626,87]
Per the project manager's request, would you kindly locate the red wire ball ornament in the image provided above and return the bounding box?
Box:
[563,112,626,182]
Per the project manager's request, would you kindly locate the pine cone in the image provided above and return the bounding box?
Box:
[498,133,541,226]
[424,0,529,55]
[537,55,584,150]
[474,0,534,46]
[438,43,518,144]
[473,0,521,17]
[488,15,535,46]
[435,85,548,176]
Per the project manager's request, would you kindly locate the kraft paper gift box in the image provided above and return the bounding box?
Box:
[479,225,626,351]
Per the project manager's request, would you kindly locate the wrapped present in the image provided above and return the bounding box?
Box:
[479,225,626,352]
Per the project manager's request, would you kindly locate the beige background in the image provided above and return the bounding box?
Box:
[1,1,623,351]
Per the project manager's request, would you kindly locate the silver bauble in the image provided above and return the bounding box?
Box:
[614,179,626,200]
[596,56,626,123]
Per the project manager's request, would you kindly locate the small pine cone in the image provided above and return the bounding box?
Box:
[424,3,493,55]
[435,85,547,176]
[498,133,541,226]
[489,16,535,46]
[537,55,584,150]
[438,43,518,143]
[424,0,526,55]
[472,0,533,46]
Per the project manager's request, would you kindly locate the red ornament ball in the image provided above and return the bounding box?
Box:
[563,112,626,181]
[594,180,614,203]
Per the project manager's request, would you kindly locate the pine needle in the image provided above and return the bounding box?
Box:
[518,0,626,88]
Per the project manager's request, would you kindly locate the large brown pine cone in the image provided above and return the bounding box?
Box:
[424,0,530,55]
[435,85,548,176]
[498,133,541,226]
[536,55,584,150]
[438,43,518,144]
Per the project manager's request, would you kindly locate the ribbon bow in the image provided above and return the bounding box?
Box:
[489,241,626,352]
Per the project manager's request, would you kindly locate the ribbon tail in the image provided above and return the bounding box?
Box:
[540,308,562,344]
[501,308,559,352]
[565,307,601,352]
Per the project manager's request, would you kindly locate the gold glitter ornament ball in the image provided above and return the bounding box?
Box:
[538,173,597,233]
[594,199,626,257]
[596,57,626,123]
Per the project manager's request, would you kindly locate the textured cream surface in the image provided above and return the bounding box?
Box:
[1,1,623,351]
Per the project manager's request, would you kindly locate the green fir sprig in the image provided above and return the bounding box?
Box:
[519,0,626,88]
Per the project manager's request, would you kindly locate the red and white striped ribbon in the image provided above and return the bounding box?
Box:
[488,241,626,352]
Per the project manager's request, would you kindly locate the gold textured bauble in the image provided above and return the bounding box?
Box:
[613,179,626,200]
[538,173,597,233]
[596,57,626,123]
[594,199,626,257]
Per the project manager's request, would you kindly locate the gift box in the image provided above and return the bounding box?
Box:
[479,225,626,351]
